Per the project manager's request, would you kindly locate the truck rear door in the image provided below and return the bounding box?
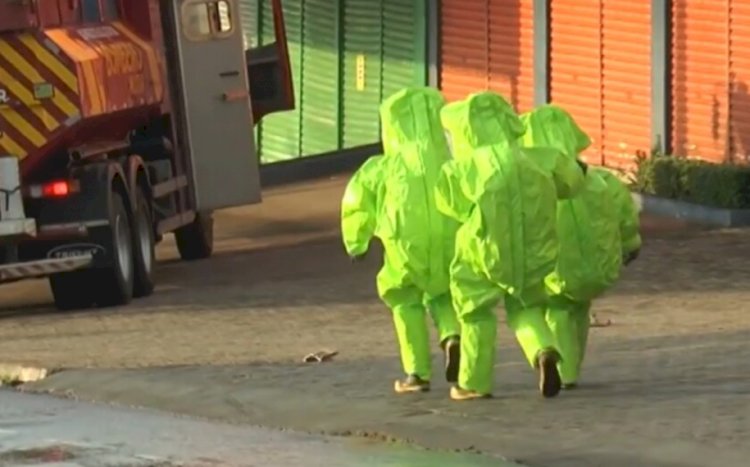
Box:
[245,0,295,121]
[167,0,269,211]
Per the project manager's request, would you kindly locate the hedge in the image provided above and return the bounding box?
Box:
[632,154,750,209]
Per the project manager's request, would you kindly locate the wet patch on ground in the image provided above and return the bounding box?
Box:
[0,443,184,466]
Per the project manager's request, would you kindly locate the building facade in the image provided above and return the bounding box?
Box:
[242,0,750,168]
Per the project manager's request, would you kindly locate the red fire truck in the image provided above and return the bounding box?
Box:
[0,0,294,309]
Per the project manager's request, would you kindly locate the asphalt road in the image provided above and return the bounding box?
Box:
[1,176,750,466]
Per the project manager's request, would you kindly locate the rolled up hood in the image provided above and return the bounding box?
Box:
[439,91,525,162]
[520,104,591,158]
[379,87,450,166]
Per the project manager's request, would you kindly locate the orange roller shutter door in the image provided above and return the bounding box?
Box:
[550,0,604,164]
[550,0,651,168]
[671,0,729,163]
[440,0,534,111]
[729,0,750,162]
[601,0,651,170]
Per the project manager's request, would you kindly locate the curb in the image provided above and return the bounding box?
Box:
[260,143,379,188]
[0,364,49,386]
[632,193,750,228]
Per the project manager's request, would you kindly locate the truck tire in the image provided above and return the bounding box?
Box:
[132,186,156,297]
[49,270,97,311]
[174,211,214,261]
[94,191,135,307]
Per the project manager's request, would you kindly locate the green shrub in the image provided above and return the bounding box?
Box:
[633,154,750,209]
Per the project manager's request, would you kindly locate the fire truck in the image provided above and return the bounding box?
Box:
[0,0,294,310]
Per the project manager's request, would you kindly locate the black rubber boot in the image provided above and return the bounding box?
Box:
[442,336,461,383]
[538,350,562,398]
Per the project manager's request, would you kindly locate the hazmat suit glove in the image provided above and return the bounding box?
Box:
[341,156,384,257]
[350,251,368,263]
[623,248,640,266]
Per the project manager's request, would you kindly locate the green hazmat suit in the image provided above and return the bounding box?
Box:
[435,91,585,395]
[340,87,461,382]
[520,104,642,385]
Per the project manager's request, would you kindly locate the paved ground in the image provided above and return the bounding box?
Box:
[1,176,749,466]
[0,390,505,467]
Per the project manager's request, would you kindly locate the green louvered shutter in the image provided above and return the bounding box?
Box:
[238,0,259,50]
[299,0,340,156]
[259,0,303,163]
[238,0,260,149]
[341,0,383,149]
[381,0,427,102]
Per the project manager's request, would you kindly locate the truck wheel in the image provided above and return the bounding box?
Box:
[94,191,135,307]
[49,270,97,311]
[132,186,156,297]
[174,211,214,261]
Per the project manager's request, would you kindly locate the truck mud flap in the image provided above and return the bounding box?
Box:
[43,225,114,269]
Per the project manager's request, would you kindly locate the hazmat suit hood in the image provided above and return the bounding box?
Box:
[440,91,525,161]
[380,87,450,166]
[520,105,591,159]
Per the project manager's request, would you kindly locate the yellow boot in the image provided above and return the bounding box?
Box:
[394,375,430,394]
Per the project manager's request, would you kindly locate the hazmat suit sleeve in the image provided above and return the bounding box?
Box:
[435,160,474,223]
[341,156,384,257]
[595,168,642,255]
[522,147,585,199]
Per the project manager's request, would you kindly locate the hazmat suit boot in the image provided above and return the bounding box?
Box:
[426,293,462,383]
[450,385,492,401]
[388,298,434,394]
[537,349,562,398]
[505,288,563,398]
[441,335,461,383]
[395,374,431,394]
[546,298,591,387]
[450,305,496,401]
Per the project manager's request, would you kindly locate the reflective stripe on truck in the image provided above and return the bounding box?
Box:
[0,254,92,283]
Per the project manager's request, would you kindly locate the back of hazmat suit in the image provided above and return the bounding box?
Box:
[595,169,642,260]
[341,87,461,388]
[520,104,626,386]
[435,92,585,398]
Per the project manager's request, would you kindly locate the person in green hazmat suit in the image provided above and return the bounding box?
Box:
[519,104,642,389]
[435,91,586,400]
[340,87,462,394]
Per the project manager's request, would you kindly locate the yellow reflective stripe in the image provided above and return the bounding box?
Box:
[0,63,56,131]
[18,34,78,94]
[0,133,28,158]
[2,108,45,147]
[0,39,78,118]
[81,62,103,115]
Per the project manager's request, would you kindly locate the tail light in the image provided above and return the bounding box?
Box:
[26,180,81,199]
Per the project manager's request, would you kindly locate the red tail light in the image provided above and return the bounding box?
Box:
[27,180,80,199]
[44,181,70,197]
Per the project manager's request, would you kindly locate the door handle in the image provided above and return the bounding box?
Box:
[219,70,240,78]
[222,89,249,102]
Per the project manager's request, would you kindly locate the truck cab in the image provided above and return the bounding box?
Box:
[0,0,294,310]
